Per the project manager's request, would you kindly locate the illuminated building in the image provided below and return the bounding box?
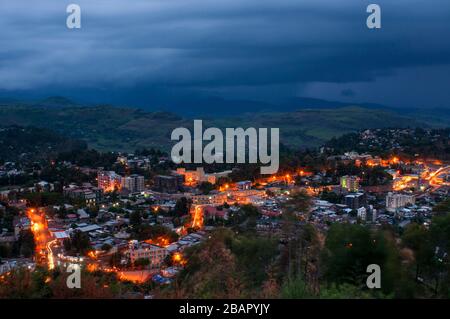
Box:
[386,192,415,213]
[176,167,232,185]
[63,184,102,206]
[128,240,168,268]
[191,189,264,205]
[340,175,359,193]
[121,174,145,193]
[97,170,122,192]
[237,180,252,190]
[192,193,228,205]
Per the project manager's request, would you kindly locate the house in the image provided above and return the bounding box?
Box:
[77,209,90,220]
[128,240,168,268]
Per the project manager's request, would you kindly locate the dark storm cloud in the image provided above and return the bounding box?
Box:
[0,0,449,107]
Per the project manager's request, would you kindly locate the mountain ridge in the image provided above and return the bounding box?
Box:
[0,98,448,152]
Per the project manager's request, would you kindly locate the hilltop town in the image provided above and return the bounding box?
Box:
[0,127,449,298]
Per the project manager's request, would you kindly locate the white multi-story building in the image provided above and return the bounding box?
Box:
[386,192,415,213]
[357,207,367,221]
[121,174,145,193]
[128,240,168,268]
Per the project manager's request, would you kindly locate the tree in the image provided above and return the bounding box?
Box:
[427,214,450,296]
[320,190,342,204]
[129,211,142,227]
[109,252,122,267]
[133,224,179,242]
[18,229,35,258]
[101,243,112,252]
[433,198,450,216]
[173,197,191,216]
[281,276,313,299]
[402,223,431,281]
[280,189,314,283]
[159,229,245,298]
[49,270,114,299]
[322,224,401,295]
[198,182,215,195]
[68,230,92,255]
[283,189,311,218]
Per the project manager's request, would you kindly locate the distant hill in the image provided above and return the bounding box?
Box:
[35,96,77,107]
[279,97,391,111]
[168,96,393,117]
[2,103,449,153]
[0,89,396,117]
[212,106,435,148]
[0,98,448,152]
[0,126,87,162]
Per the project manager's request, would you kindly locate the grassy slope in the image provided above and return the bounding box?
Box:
[0,103,446,151]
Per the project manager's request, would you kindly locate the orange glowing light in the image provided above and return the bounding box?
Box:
[27,208,53,269]
[172,252,187,266]
[117,271,151,283]
[87,250,98,260]
[87,263,99,272]
[189,206,204,229]
[145,236,171,247]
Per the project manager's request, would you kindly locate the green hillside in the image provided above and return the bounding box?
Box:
[0,126,86,162]
[0,102,446,152]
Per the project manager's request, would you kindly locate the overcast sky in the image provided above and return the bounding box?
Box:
[0,0,449,109]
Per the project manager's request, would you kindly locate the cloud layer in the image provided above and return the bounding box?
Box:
[0,0,449,108]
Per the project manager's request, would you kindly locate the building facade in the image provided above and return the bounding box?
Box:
[128,241,168,268]
[340,175,360,193]
[97,170,122,192]
[386,192,415,212]
[121,174,145,193]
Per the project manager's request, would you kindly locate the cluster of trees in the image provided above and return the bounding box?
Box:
[0,125,86,163]
[63,230,92,255]
[326,128,450,161]
[39,165,94,186]
[131,223,179,243]
[330,162,392,186]
[0,266,128,299]
[159,191,450,299]
[402,214,450,297]
[57,149,117,168]
[0,229,36,260]
[434,198,450,216]
[22,192,64,207]
[157,228,278,298]
[0,205,18,232]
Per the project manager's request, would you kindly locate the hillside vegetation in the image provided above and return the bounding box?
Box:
[0,101,446,151]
